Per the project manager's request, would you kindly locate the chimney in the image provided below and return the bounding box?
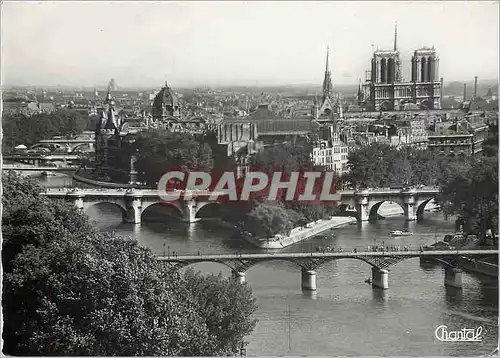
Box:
[463,83,467,101]
[474,76,478,99]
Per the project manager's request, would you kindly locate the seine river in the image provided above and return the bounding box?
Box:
[40,175,498,356]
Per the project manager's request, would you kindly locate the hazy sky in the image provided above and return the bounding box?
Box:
[2,1,499,88]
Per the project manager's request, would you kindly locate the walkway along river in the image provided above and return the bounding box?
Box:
[38,175,499,356]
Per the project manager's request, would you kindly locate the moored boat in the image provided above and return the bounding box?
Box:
[389,230,413,237]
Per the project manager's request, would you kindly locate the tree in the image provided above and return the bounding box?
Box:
[248,141,336,224]
[184,269,258,355]
[482,123,498,157]
[133,129,214,186]
[2,172,258,356]
[436,156,498,242]
[346,143,394,187]
[2,109,88,151]
[244,202,296,238]
[387,158,412,185]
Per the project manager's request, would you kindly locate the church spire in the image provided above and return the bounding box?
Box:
[322,46,333,102]
[393,21,398,51]
[325,45,330,73]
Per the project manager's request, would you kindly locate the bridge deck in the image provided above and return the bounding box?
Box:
[43,188,227,197]
[43,187,440,197]
[3,165,78,171]
[39,139,94,143]
[157,249,498,261]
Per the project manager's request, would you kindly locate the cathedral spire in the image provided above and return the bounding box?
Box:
[322,46,333,102]
[325,45,330,73]
[393,21,398,51]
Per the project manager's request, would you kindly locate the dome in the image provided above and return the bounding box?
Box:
[156,81,179,107]
[152,81,181,119]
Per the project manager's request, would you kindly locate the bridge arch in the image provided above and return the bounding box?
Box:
[83,201,127,216]
[30,143,63,150]
[416,198,435,221]
[379,101,392,111]
[177,260,236,272]
[141,201,184,220]
[195,202,222,219]
[176,258,305,273]
[368,200,405,220]
[70,143,93,153]
[419,99,430,110]
[314,256,421,271]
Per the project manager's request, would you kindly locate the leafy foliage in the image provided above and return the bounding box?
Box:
[184,269,258,355]
[345,143,471,188]
[436,156,498,240]
[243,202,299,238]
[133,129,214,186]
[2,172,258,356]
[2,110,88,151]
[223,141,338,239]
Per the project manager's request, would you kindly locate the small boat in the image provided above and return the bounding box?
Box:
[365,278,372,284]
[389,230,413,237]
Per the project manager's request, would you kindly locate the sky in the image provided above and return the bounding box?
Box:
[2,1,499,88]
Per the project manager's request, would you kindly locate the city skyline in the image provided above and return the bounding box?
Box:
[2,1,499,88]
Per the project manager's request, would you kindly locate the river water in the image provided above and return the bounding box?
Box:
[39,175,499,356]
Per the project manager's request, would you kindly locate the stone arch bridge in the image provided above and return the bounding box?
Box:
[159,249,497,291]
[338,187,440,221]
[32,138,95,152]
[44,186,441,224]
[43,188,225,223]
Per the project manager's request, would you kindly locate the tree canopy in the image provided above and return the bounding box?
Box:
[345,143,469,188]
[133,129,214,186]
[220,141,338,239]
[436,156,498,240]
[2,172,257,356]
[2,110,89,151]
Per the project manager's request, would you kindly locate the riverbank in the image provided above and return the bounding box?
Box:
[239,216,357,249]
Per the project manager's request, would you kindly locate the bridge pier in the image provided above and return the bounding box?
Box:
[123,193,142,224]
[371,267,389,289]
[232,271,246,284]
[301,269,317,291]
[444,267,463,289]
[67,192,85,211]
[403,203,416,221]
[181,200,201,223]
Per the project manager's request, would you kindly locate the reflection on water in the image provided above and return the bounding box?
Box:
[445,285,464,306]
[38,176,499,356]
[302,290,318,300]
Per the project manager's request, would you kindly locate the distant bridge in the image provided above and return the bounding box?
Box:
[3,164,79,172]
[159,248,498,290]
[43,188,227,223]
[338,187,440,222]
[30,138,94,152]
[4,153,83,166]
